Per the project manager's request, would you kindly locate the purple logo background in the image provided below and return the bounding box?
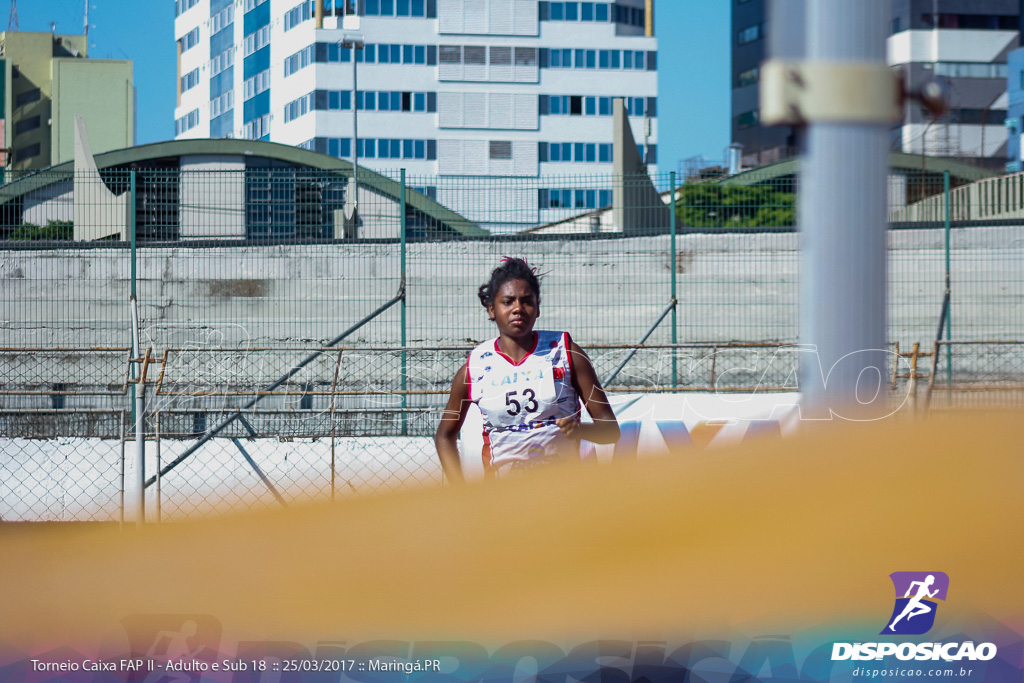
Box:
[890,571,950,601]
[881,571,950,635]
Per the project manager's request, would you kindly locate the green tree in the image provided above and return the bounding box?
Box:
[9,220,74,241]
[675,182,795,228]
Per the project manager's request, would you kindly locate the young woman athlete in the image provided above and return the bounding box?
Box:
[435,258,620,483]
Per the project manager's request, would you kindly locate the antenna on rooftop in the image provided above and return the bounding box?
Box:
[8,0,19,32]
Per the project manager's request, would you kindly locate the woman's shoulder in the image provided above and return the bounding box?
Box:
[535,330,572,347]
[467,337,498,360]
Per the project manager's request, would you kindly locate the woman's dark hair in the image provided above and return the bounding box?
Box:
[478,257,541,308]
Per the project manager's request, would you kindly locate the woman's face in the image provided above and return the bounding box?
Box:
[488,278,540,340]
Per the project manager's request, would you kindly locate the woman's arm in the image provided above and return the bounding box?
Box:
[556,340,620,444]
[434,364,471,484]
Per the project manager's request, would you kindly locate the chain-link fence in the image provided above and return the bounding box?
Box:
[3,164,1023,520]
[149,412,440,522]
[0,408,128,522]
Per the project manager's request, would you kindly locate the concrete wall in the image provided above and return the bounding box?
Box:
[2,228,1022,351]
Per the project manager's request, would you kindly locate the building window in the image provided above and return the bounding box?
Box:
[284,93,312,122]
[284,1,313,30]
[737,67,758,87]
[287,89,435,118]
[176,0,200,16]
[539,141,609,163]
[15,89,41,107]
[737,110,759,129]
[175,109,200,135]
[180,27,200,53]
[923,13,1016,29]
[243,25,271,56]
[14,116,41,136]
[463,46,486,65]
[241,114,270,140]
[312,136,437,160]
[363,0,436,17]
[489,141,512,160]
[934,62,1008,79]
[210,49,234,76]
[181,68,200,93]
[243,69,271,99]
[14,142,40,162]
[285,46,313,76]
[541,3,631,25]
[737,24,761,45]
[539,188,612,209]
[440,45,462,64]
[612,3,644,27]
[286,41,435,77]
[542,95,650,118]
[209,4,234,33]
[490,46,512,65]
[210,91,234,118]
[514,47,538,66]
[947,108,1007,124]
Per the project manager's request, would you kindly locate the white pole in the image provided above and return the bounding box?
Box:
[799,0,892,420]
[130,296,145,526]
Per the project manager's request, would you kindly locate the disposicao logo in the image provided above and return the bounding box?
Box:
[882,571,949,635]
[831,572,998,662]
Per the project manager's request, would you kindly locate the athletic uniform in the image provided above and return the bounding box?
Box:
[466,330,580,474]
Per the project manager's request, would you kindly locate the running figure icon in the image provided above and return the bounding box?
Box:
[888,574,939,632]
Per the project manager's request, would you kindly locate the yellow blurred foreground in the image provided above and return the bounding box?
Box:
[2,413,1022,649]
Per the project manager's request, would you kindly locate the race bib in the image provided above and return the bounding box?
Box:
[478,364,558,430]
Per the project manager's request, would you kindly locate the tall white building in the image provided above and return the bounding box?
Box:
[174,0,658,232]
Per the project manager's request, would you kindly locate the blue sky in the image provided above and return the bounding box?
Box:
[3,0,730,172]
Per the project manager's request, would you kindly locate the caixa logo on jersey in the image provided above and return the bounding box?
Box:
[831,572,998,662]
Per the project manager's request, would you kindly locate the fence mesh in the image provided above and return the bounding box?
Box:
[0,410,126,522]
[2,166,1023,521]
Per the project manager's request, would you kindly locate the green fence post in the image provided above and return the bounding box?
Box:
[944,170,952,386]
[670,171,678,388]
[400,169,408,436]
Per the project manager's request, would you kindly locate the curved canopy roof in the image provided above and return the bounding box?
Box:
[727,152,1001,186]
[0,138,486,236]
